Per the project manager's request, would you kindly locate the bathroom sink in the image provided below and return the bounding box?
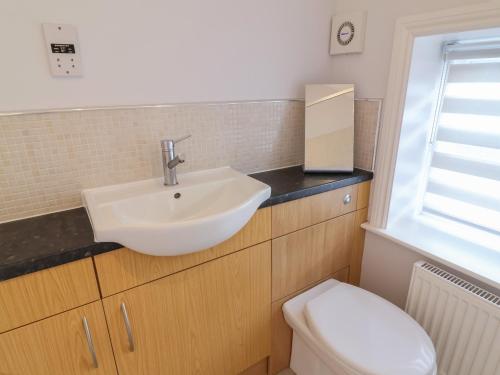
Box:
[82,167,271,256]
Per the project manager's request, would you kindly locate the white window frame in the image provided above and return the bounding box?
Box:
[364,3,500,290]
[368,3,500,229]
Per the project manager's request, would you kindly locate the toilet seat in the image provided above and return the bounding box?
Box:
[304,282,436,375]
[283,279,436,375]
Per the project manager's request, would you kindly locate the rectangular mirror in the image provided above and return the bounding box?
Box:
[304,84,354,173]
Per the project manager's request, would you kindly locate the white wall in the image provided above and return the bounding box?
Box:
[361,233,500,308]
[330,0,490,98]
[360,232,426,308]
[0,0,335,112]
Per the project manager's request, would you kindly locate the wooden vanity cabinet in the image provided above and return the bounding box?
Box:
[0,301,117,375]
[102,242,271,375]
[0,180,370,375]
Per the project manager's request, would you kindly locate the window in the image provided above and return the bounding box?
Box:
[366,12,500,288]
[420,40,500,237]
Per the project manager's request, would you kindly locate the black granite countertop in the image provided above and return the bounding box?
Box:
[0,166,372,281]
[252,166,372,207]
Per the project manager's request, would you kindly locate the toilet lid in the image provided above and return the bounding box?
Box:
[304,283,435,375]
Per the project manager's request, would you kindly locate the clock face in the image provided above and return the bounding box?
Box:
[337,21,355,46]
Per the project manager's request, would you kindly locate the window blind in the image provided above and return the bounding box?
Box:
[421,40,500,235]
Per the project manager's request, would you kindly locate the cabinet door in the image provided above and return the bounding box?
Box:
[271,211,355,301]
[0,301,117,375]
[103,242,271,375]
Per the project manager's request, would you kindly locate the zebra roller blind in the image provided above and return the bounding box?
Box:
[422,40,500,235]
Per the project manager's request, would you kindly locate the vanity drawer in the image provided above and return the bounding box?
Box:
[272,184,358,238]
[0,258,100,333]
[94,207,271,296]
[271,211,355,301]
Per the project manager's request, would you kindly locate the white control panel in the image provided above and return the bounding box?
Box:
[42,23,82,77]
[330,12,367,56]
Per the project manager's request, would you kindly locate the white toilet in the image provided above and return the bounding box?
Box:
[283,279,437,375]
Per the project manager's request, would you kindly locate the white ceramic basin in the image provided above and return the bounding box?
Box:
[82,167,271,256]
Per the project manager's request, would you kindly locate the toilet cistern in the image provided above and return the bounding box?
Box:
[161,135,191,186]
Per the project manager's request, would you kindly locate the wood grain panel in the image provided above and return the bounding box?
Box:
[0,258,100,333]
[0,301,117,375]
[349,208,368,286]
[239,358,268,375]
[271,212,355,301]
[271,185,358,238]
[103,242,271,375]
[95,207,271,296]
[269,267,349,375]
[356,181,371,210]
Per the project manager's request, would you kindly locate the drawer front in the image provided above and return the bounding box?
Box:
[0,258,100,333]
[95,207,271,296]
[271,184,358,238]
[271,211,355,301]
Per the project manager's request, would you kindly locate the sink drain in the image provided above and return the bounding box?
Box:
[174,192,181,199]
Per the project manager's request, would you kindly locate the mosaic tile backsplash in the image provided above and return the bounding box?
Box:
[0,99,380,222]
[354,99,381,172]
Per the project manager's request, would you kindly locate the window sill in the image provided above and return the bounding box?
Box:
[362,215,500,290]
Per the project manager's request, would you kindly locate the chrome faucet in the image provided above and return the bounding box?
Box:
[161,135,191,186]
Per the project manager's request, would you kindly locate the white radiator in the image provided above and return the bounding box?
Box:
[406,261,500,375]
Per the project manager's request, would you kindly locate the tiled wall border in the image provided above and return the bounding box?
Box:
[0,99,305,117]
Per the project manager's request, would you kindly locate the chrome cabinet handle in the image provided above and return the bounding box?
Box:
[343,194,352,205]
[120,302,135,352]
[82,317,98,368]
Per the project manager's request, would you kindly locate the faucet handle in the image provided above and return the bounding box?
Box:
[173,134,191,144]
[160,135,191,151]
